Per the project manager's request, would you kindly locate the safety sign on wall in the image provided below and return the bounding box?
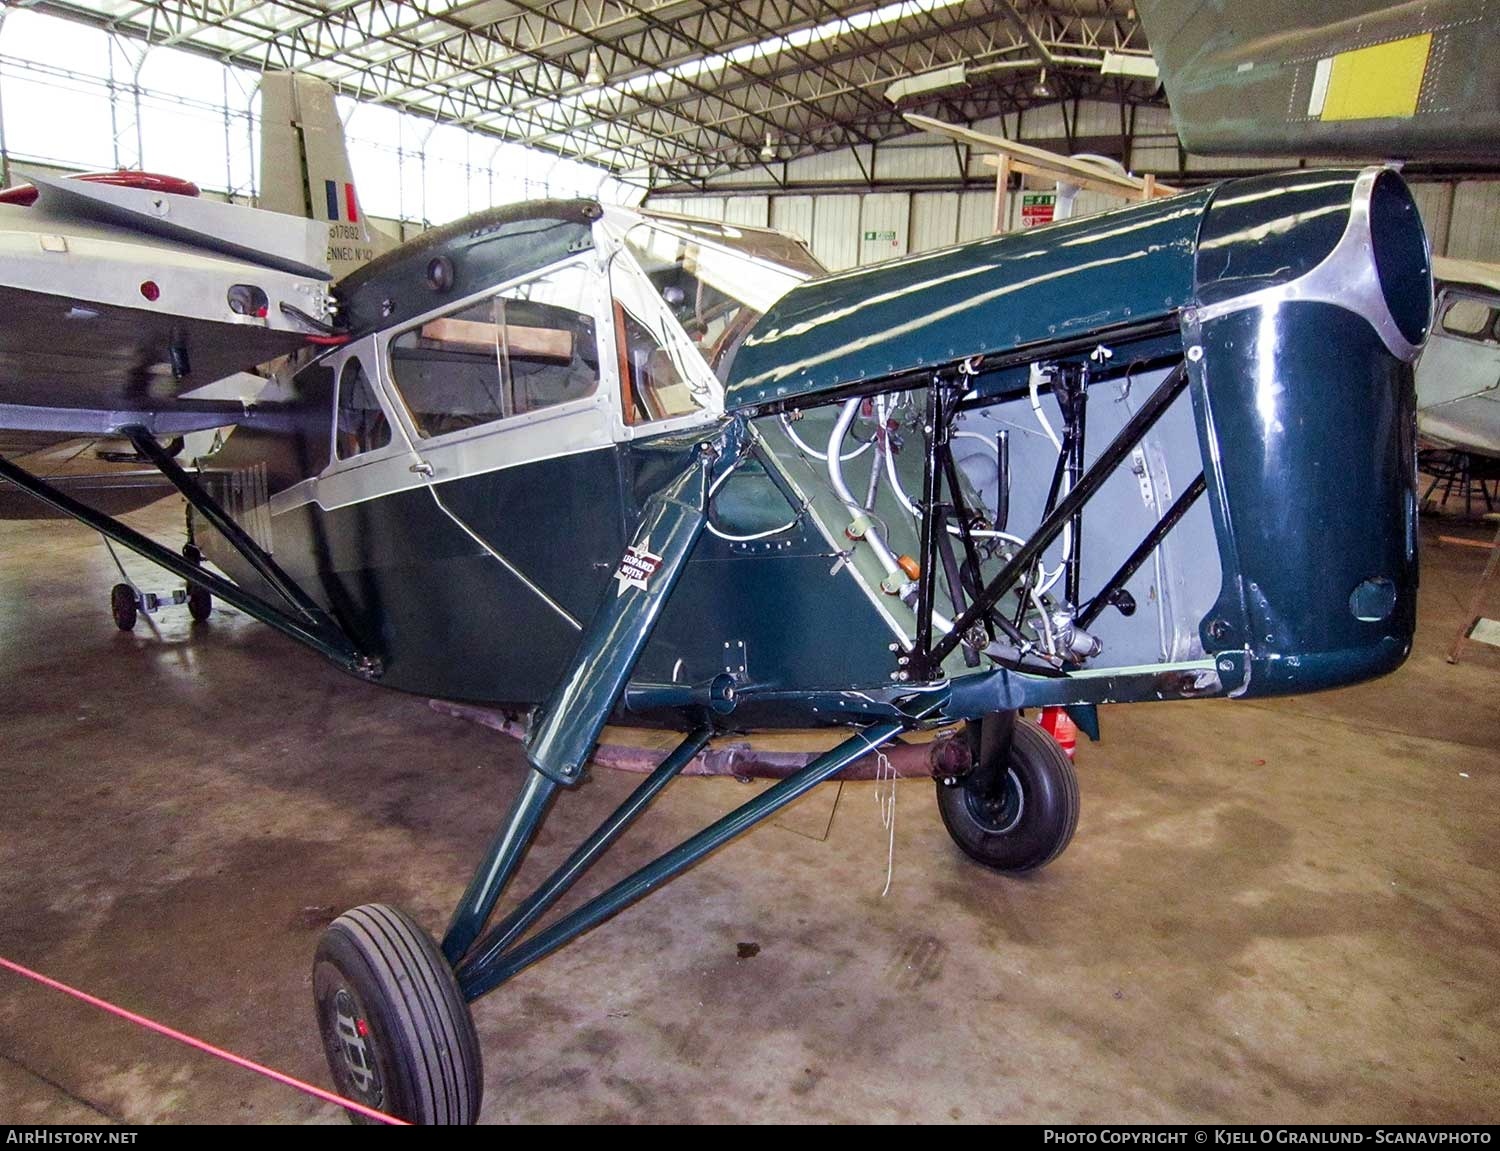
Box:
[1020,192,1056,228]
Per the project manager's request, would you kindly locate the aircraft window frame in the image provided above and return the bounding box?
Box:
[1437,290,1500,345]
[606,241,725,426]
[332,352,394,463]
[380,258,606,446]
[634,211,826,279]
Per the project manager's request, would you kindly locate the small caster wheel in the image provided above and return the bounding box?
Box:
[110,583,138,632]
[313,904,482,1125]
[936,715,1079,873]
[187,583,212,622]
[181,542,203,564]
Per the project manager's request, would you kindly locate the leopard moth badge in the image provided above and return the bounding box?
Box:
[614,537,664,597]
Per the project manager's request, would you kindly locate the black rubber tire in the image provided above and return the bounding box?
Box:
[187,584,212,622]
[110,583,137,632]
[313,904,483,1126]
[936,717,1079,873]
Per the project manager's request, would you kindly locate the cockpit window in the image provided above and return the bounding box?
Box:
[388,263,599,440]
[622,223,810,382]
[638,214,825,278]
[335,356,390,460]
[613,304,703,422]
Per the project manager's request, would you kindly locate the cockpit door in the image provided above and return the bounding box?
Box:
[363,257,626,651]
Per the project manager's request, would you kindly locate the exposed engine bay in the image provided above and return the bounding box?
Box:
[739,352,1220,686]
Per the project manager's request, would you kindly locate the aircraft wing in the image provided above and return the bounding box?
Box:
[1137,0,1500,159]
[0,430,182,518]
[903,113,1178,197]
[0,174,332,432]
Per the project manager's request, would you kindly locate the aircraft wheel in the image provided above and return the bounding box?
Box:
[313,904,482,1126]
[187,584,212,622]
[110,584,138,632]
[936,716,1078,873]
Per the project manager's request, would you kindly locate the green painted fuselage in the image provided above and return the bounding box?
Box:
[197,167,1430,730]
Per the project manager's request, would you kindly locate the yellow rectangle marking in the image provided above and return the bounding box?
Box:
[1321,33,1432,121]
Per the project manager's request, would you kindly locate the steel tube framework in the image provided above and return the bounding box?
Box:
[1077,471,1206,630]
[456,718,913,1000]
[920,359,1191,669]
[18,0,1160,182]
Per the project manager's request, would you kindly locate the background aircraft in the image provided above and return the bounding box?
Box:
[0,73,384,520]
[1137,0,1500,160]
[257,71,394,281]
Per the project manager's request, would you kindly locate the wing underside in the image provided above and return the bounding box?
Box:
[0,173,334,517]
[1139,0,1500,159]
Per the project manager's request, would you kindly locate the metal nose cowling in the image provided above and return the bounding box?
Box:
[1186,166,1430,697]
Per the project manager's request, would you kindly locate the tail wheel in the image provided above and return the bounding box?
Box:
[313,904,483,1125]
[936,716,1079,873]
[187,584,212,622]
[110,584,138,632]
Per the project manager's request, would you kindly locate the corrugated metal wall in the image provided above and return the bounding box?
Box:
[1446,182,1500,260]
[646,98,1500,269]
[652,176,1499,269]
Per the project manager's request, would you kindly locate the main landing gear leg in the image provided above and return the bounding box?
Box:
[312,441,748,1125]
[308,716,923,1124]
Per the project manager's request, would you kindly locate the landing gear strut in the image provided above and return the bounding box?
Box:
[310,718,915,1123]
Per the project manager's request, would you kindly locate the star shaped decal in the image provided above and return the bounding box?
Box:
[614,536,664,597]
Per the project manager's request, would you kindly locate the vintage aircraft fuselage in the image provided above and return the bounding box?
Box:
[0,156,1435,1126]
[194,166,1430,734]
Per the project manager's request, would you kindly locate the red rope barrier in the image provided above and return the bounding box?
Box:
[0,954,409,1125]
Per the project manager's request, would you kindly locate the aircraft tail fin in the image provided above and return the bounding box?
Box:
[259,72,393,280]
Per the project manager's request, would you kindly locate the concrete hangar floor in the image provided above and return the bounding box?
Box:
[0,495,1496,1124]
